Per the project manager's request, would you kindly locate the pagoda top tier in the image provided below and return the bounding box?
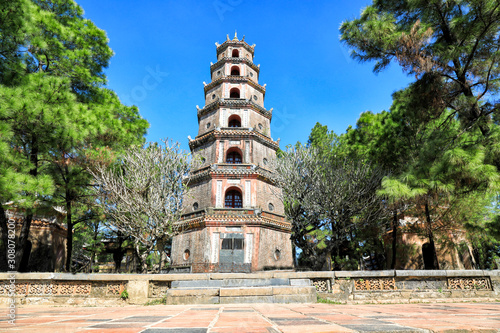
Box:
[215,32,255,58]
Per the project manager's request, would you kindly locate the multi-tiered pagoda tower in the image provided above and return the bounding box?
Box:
[171,34,293,273]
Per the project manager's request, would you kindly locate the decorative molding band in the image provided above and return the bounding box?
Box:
[190,129,278,150]
[197,99,272,120]
[204,76,265,94]
[0,280,126,297]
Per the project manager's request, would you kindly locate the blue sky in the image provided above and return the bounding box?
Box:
[77,0,413,151]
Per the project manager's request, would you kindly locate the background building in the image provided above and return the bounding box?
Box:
[2,207,67,272]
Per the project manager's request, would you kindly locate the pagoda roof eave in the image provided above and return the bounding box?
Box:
[197,99,272,120]
[211,57,260,73]
[184,164,277,185]
[216,40,255,55]
[189,128,279,150]
[175,211,292,233]
[204,76,266,95]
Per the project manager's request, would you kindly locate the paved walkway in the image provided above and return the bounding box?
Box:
[1,302,500,332]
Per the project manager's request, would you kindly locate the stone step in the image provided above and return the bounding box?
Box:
[348,297,500,304]
[171,278,311,289]
[165,285,316,304]
[352,289,495,300]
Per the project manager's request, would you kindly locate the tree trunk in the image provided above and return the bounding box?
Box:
[89,250,95,273]
[325,251,332,271]
[0,205,9,271]
[374,239,385,270]
[15,211,33,272]
[140,252,148,273]
[135,243,148,273]
[391,210,398,269]
[90,223,99,273]
[157,239,165,273]
[113,250,124,272]
[15,139,39,272]
[65,196,73,272]
[424,201,440,270]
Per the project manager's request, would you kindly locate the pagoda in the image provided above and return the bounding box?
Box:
[171,33,293,273]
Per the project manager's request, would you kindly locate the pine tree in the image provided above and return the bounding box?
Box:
[0,0,148,272]
[340,0,500,137]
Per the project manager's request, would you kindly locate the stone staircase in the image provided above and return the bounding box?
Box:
[165,277,316,304]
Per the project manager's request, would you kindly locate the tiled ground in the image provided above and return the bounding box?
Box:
[1,302,499,332]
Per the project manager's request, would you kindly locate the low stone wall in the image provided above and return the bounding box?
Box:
[320,270,500,304]
[0,270,498,306]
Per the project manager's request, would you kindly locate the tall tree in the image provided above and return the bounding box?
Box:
[0,0,148,272]
[378,86,497,268]
[344,76,500,269]
[344,110,412,268]
[274,128,388,270]
[0,73,79,270]
[48,89,147,271]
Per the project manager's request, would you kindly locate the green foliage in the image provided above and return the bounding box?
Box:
[120,289,129,300]
[276,126,389,271]
[341,0,500,136]
[0,0,149,272]
[300,0,500,270]
[347,85,499,269]
[145,295,168,306]
[289,1,500,272]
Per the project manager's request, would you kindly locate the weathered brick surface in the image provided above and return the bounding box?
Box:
[256,228,293,271]
[204,85,223,105]
[171,228,210,268]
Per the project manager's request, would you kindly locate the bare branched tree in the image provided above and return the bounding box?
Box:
[273,145,389,270]
[89,139,191,272]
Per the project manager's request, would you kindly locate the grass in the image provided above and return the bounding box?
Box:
[317,296,342,305]
[145,296,167,306]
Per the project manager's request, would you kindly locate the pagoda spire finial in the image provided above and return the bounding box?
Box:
[233,30,238,41]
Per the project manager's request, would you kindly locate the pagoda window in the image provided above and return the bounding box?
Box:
[229,88,240,98]
[225,189,243,208]
[226,151,242,164]
[228,115,241,127]
[232,49,239,57]
[230,66,240,76]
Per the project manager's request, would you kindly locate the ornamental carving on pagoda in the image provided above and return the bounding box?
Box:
[170,33,293,273]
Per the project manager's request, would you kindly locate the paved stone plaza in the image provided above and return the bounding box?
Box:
[2,302,500,332]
